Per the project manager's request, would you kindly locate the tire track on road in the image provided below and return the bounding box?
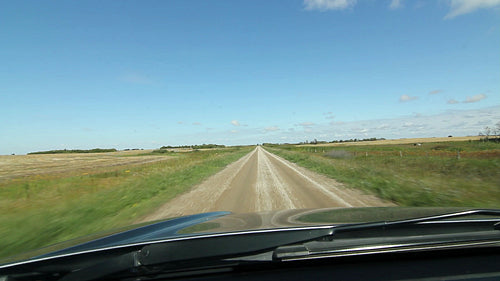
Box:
[255,147,296,211]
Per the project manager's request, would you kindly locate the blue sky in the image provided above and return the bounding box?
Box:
[1,0,499,154]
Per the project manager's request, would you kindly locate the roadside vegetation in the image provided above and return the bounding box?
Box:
[0,146,253,260]
[264,140,499,208]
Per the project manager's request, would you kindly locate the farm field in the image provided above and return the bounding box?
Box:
[265,138,499,208]
[298,136,484,147]
[0,146,253,260]
[0,149,166,182]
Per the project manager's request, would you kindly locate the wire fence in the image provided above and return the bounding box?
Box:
[317,149,500,159]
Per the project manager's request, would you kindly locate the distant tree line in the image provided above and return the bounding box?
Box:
[300,137,386,145]
[28,148,117,155]
[159,144,225,150]
[329,137,385,143]
[263,137,386,146]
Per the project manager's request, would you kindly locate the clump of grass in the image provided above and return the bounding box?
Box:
[151,149,175,154]
[0,146,254,260]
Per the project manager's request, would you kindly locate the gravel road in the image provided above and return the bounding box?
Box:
[141,146,394,221]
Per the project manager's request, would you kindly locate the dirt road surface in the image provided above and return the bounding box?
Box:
[141,146,394,221]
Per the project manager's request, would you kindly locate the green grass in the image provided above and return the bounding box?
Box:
[264,141,499,208]
[0,146,254,260]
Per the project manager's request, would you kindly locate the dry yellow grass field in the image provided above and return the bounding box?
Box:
[299,136,483,147]
[0,150,172,182]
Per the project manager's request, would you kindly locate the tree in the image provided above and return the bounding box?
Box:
[494,121,500,136]
[484,126,491,137]
[479,123,500,141]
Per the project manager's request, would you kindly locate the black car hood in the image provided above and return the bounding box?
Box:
[0,206,470,267]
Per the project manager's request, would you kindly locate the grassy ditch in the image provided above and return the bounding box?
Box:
[0,146,253,259]
[264,141,499,208]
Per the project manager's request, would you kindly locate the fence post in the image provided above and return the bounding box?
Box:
[399,151,403,158]
[457,151,460,160]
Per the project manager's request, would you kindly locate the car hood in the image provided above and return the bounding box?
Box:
[0,206,470,267]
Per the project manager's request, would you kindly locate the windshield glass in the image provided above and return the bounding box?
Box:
[1,0,499,262]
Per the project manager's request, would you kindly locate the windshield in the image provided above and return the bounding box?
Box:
[1,0,499,262]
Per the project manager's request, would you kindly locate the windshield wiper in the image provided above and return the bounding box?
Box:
[331,209,500,233]
[272,209,500,261]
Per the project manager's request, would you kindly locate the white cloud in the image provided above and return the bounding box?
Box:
[399,94,418,102]
[264,126,280,132]
[192,122,201,126]
[464,94,487,103]
[429,89,443,95]
[158,106,500,147]
[298,122,315,127]
[389,0,403,10]
[330,120,345,126]
[231,120,240,126]
[324,112,336,119]
[304,0,357,11]
[297,122,316,133]
[447,99,459,104]
[323,107,493,142]
[445,0,500,19]
[475,120,491,126]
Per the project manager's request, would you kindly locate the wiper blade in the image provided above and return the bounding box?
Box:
[332,209,500,233]
[272,209,500,261]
